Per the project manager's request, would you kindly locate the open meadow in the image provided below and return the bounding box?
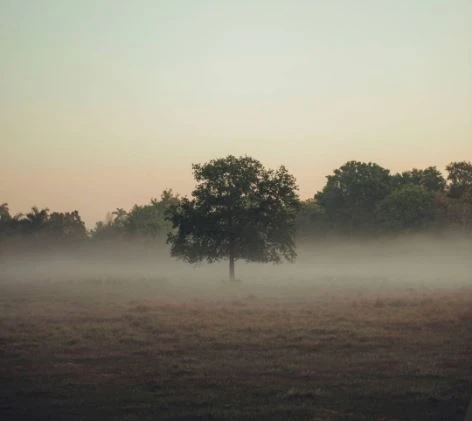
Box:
[1,266,471,421]
[3,1,472,419]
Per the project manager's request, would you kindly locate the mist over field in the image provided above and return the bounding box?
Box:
[1,234,471,421]
[2,234,471,290]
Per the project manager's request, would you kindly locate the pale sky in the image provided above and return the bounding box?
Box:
[1,0,471,226]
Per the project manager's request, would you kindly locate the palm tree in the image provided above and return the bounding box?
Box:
[112,208,128,227]
[25,206,50,234]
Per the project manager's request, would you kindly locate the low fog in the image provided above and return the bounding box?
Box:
[1,234,470,293]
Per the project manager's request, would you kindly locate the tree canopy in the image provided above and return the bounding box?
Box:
[392,166,446,193]
[0,204,87,249]
[446,161,472,198]
[166,155,300,280]
[92,189,179,242]
[376,184,435,232]
[315,161,392,234]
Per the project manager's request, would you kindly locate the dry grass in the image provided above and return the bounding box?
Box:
[0,279,471,420]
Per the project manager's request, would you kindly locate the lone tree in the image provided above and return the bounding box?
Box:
[166,155,300,281]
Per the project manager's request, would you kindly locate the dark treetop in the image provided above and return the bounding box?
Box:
[166,155,300,280]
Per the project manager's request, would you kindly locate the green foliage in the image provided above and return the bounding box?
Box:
[0,203,10,222]
[0,203,25,245]
[23,207,87,241]
[91,217,118,241]
[295,199,328,240]
[25,206,50,234]
[444,161,472,229]
[446,161,472,198]
[111,208,128,228]
[420,167,447,192]
[46,211,88,241]
[376,185,435,232]
[0,204,87,248]
[91,190,180,241]
[315,161,391,234]
[0,203,12,243]
[392,166,446,193]
[127,190,180,238]
[166,155,300,279]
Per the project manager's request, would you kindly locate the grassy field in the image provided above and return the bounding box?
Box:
[0,278,471,421]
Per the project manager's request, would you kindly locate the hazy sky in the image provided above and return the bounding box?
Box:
[1,0,471,226]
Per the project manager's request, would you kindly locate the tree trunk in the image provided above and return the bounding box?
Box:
[229,251,235,281]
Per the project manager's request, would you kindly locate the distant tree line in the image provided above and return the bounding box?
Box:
[1,160,471,255]
[0,190,180,254]
[297,160,472,239]
[91,189,180,243]
[0,206,88,250]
